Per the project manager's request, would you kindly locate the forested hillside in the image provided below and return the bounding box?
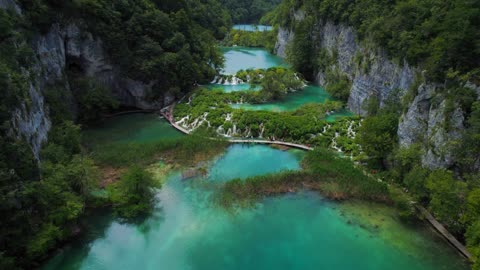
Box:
[0,0,230,268]
[219,0,281,23]
[269,0,480,268]
[273,0,479,81]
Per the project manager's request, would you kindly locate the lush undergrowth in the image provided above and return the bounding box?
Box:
[174,87,361,155]
[216,148,391,208]
[214,67,304,98]
[221,29,277,51]
[219,0,281,23]
[85,129,229,168]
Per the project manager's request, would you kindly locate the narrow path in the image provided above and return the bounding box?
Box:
[229,139,313,151]
[105,109,155,118]
[161,105,313,151]
[417,206,473,260]
[160,103,472,260]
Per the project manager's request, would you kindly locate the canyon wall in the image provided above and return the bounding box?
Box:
[275,19,480,170]
[2,4,174,158]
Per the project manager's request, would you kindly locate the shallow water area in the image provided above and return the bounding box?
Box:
[233,24,273,31]
[205,83,261,92]
[231,85,331,111]
[221,46,287,75]
[325,109,354,122]
[42,143,468,270]
[83,113,184,146]
[230,85,353,121]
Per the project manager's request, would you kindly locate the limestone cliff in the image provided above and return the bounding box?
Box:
[275,19,479,170]
[2,4,174,158]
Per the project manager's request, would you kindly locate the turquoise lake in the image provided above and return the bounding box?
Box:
[206,83,261,92]
[83,113,184,145]
[231,84,333,112]
[41,26,470,269]
[232,24,273,31]
[42,141,469,270]
[210,47,352,120]
[220,46,287,75]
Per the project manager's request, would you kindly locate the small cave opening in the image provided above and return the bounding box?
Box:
[66,56,85,76]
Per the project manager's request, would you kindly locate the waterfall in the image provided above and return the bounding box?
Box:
[322,124,331,134]
[176,115,190,126]
[259,123,265,138]
[347,121,356,138]
[331,132,343,153]
[211,75,244,86]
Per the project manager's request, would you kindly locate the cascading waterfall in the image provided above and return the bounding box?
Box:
[331,132,343,153]
[210,75,245,85]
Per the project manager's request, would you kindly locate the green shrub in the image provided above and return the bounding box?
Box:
[108,166,159,219]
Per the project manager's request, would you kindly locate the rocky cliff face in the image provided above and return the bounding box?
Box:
[3,4,174,158]
[0,0,21,14]
[275,19,478,170]
[35,23,172,111]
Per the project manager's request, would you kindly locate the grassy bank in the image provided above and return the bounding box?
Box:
[86,130,229,168]
[216,148,391,208]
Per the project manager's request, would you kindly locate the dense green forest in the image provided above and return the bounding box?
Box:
[221,29,277,51]
[266,0,480,268]
[0,0,231,268]
[219,0,281,23]
[19,0,231,95]
[272,0,480,82]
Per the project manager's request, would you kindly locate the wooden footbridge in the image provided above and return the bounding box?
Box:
[161,105,313,151]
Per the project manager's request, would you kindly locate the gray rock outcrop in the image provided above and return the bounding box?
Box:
[275,18,477,170]
[3,2,174,158]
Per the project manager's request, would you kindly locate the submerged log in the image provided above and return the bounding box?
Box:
[181,168,205,180]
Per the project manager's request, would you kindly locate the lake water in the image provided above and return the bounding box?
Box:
[210,47,351,120]
[220,47,286,75]
[82,113,184,145]
[206,83,261,92]
[42,143,469,270]
[231,84,332,112]
[233,24,273,31]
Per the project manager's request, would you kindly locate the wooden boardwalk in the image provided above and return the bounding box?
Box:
[161,106,312,151]
[417,206,473,260]
[229,139,313,151]
[105,109,155,118]
[161,104,473,260]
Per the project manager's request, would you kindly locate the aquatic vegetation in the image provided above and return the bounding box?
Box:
[108,166,159,219]
[174,87,362,155]
[220,47,287,74]
[222,28,277,51]
[88,129,229,168]
[217,148,390,208]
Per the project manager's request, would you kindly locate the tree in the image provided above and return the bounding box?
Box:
[109,166,159,219]
[464,189,480,225]
[466,220,480,270]
[403,165,429,202]
[426,170,466,233]
[356,113,399,168]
